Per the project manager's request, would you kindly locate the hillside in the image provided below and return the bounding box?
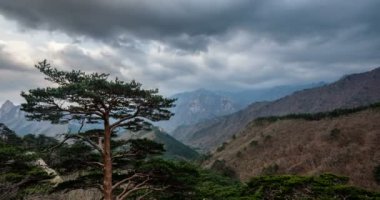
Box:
[0,123,22,145]
[157,83,322,133]
[173,67,380,152]
[120,127,199,160]
[157,89,241,132]
[204,105,380,190]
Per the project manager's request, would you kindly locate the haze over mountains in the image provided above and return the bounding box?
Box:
[1,67,380,196]
[158,82,326,132]
[1,67,380,155]
[172,67,380,152]
[0,82,325,135]
[0,100,67,136]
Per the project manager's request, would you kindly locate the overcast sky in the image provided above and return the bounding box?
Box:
[0,0,380,104]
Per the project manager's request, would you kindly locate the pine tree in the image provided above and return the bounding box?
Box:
[21,60,175,200]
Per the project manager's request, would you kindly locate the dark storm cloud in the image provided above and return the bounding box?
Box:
[1,0,380,48]
[0,0,380,98]
[244,1,380,41]
[0,0,252,51]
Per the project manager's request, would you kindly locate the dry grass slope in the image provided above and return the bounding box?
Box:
[205,107,380,190]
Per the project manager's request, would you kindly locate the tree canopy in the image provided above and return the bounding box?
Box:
[20,60,176,200]
[21,60,175,129]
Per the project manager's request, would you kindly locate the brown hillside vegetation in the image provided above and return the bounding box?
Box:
[173,67,380,152]
[205,107,380,190]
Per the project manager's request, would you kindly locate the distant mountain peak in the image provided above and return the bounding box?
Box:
[1,100,14,109]
[0,100,16,114]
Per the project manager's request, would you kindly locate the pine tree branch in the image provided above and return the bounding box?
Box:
[51,100,103,117]
[112,173,145,191]
[110,107,140,131]
[60,134,104,154]
[135,186,168,200]
[86,161,104,167]
[112,152,137,160]
[117,177,151,200]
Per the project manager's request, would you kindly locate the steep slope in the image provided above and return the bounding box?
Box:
[157,89,241,132]
[173,67,380,152]
[172,101,270,144]
[120,127,199,160]
[204,105,380,190]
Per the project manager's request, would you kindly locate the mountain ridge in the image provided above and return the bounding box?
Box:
[172,67,380,152]
[158,82,326,132]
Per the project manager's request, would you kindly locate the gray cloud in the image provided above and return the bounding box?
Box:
[0,45,31,72]
[0,59,47,104]
[0,0,380,102]
[1,1,379,49]
[0,0,252,51]
[50,44,123,74]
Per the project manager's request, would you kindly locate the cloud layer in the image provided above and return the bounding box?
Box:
[0,0,380,103]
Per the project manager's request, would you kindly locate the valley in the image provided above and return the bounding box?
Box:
[1,67,380,199]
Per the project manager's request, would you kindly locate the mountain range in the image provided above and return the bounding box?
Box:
[0,100,68,136]
[172,67,380,152]
[204,104,380,190]
[158,83,326,132]
[0,101,198,160]
[2,67,380,156]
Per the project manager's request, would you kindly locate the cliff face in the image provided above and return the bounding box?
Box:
[157,89,242,133]
[173,67,380,152]
[204,107,380,190]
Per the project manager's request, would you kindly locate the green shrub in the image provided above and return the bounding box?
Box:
[261,164,279,175]
[249,140,258,147]
[246,174,379,199]
[216,142,227,152]
[330,128,341,138]
[210,160,237,178]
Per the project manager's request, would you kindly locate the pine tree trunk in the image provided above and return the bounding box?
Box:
[103,120,113,200]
